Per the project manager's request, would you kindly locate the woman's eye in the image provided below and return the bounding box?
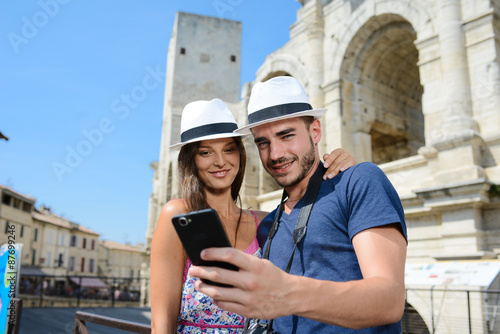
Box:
[199,151,210,156]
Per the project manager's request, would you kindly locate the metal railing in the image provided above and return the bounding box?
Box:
[19,274,149,308]
[73,311,151,334]
[18,279,500,333]
[403,288,500,334]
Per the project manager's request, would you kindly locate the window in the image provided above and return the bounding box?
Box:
[180,47,186,55]
[60,233,65,246]
[12,198,20,209]
[70,236,77,247]
[4,221,9,234]
[91,239,95,250]
[58,253,63,267]
[130,269,134,279]
[46,251,51,267]
[89,259,94,273]
[22,202,31,212]
[32,250,36,266]
[34,228,38,242]
[81,258,85,272]
[68,257,75,271]
[48,230,53,244]
[230,55,236,62]
[82,238,87,249]
[20,225,24,238]
[2,194,11,205]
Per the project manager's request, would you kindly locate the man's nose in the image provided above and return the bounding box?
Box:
[269,141,285,161]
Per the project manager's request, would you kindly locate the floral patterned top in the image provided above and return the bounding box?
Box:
[177,211,262,334]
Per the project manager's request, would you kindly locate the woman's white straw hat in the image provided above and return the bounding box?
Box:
[235,76,327,134]
[169,98,245,150]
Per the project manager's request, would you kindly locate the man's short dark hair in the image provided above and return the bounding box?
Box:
[300,116,315,128]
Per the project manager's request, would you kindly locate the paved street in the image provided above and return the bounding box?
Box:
[19,307,151,334]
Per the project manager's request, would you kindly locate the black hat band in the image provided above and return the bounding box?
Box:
[181,122,238,143]
[248,102,313,124]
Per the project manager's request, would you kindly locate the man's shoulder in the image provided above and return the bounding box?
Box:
[337,162,388,184]
[322,162,382,187]
[343,161,381,175]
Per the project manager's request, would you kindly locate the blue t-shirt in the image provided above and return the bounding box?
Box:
[257,162,408,333]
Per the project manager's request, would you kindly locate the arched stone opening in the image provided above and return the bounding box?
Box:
[402,301,430,334]
[340,14,424,164]
[261,71,291,82]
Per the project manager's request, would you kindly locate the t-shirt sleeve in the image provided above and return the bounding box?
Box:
[344,162,407,241]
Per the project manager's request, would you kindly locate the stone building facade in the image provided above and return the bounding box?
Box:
[244,0,500,262]
[98,240,147,298]
[147,1,500,331]
[0,184,35,266]
[0,183,145,302]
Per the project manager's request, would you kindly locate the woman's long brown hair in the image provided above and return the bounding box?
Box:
[177,137,247,245]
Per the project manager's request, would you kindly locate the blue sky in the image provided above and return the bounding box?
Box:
[0,1,301,245]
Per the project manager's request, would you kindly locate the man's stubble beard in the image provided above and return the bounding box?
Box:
[268,136,317,188]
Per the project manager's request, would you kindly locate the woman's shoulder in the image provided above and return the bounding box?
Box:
[244,209,269,224]
[161,198,188,217]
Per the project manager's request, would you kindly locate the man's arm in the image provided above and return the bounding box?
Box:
[189,223,406,329]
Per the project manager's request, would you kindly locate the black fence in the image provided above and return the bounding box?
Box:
[403,288,500,334]
[19,274,149,308]
[18,277,500,333]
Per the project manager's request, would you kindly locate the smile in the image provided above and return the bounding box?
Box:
[209,169,231,177]
[272,161,294,174]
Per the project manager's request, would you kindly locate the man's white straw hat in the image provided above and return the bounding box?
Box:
[169,98,245,150]
[235,76,327,134]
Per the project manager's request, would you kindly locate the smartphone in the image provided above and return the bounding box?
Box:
[172,208,238,286]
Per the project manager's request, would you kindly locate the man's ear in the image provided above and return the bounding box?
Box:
[311,118,322,144]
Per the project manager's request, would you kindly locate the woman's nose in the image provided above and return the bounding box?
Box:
[213,152,226,167]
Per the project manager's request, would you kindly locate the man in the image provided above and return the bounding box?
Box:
[189,76,407,333]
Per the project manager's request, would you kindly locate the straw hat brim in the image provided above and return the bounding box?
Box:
[234,108,327,135]
[169,132,247,150]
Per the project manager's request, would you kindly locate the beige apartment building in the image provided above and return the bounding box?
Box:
[98,240,146,302]
[31,206,100,277]
[1,183,142,296]
[0,184,36,266]
[29,206,102,293]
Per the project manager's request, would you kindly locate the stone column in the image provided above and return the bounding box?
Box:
[302,0,326,152]
[427,0,485,184]
[433,0,477,147]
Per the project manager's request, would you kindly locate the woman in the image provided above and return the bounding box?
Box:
[150,98,355,333]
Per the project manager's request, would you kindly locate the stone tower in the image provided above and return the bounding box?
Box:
[145,12,242,253]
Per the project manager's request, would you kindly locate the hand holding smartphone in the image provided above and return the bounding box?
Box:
[172,208,238,286]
